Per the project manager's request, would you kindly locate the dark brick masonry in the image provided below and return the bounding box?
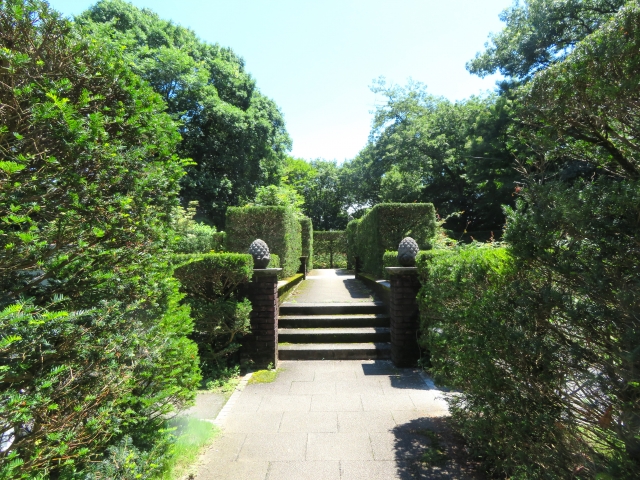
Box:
[243,269,280,369]
[387,268,421,367]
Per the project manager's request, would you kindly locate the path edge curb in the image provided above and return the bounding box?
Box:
[209,371,254,427]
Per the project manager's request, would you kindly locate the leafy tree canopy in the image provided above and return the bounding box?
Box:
[510,1,640,181]
[282,157,350,230]
[468,0,627,80]
[77,0,292,227]
[344,79,517,232]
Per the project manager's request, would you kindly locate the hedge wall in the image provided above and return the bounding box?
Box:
[225,206,302,278]
[356,203,437,277]
[346,218,361,269]
[300,217,313,270]
[314,231,347,268]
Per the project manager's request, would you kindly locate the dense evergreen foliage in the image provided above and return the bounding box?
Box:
[2,0,639,477]
[173,254,253,380]
[414,3,640,477]
[0,1,199,477]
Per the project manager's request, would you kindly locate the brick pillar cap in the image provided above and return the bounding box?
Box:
[253,268,282,276]
[386,267,418,275]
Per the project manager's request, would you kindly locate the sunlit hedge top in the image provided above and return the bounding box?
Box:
[355,203,437,277]
[225,206,301,278]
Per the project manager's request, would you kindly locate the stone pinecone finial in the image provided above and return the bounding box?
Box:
[397,237,419,267]
[249,239,270,269]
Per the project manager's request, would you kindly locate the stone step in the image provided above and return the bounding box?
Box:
[278,342,391,360]
[278,327,390,344]
[278,313,390,328]
[279,302,386,316]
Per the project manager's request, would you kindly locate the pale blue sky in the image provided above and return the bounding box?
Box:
[50,0,512,162]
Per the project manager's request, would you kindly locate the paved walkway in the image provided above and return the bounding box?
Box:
[192,271,475,479]
[286,269,375,303]
[194,360,475,479]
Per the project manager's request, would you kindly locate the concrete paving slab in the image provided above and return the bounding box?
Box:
[290,380,336,395]
[340,460,404,480]
[361,394,417,411]
[198,432,246,463]
[314,370,358,382]
[336,379,385,395]
[338,411,396,433]
[257,394,312,412]
[194,360,470,479]
[230,393,264,413]
[285,269,377,304]
[267,461,340,480]
[223,412,284,434]
[306,432,374,460]
[279,411,338,433]
[196,460,269,480]
[369,430,400,460]
[237,433,308,461]
[310,394,363,412]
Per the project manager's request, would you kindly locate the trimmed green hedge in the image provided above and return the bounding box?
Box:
[173,253,253,372]
[300,217,313,270]
[225,206,302,278]
[346,218,361,269]
[356,203,437,277]
[314,231,347,268]
[382,250,397,278]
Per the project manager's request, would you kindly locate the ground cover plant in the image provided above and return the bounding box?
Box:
[0,1,200,477]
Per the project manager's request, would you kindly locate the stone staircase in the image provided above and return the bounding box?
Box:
[278,302,391,360]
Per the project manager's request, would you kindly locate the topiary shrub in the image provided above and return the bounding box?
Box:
[299,217,313,270]
[356,203,437,277]
[313,231,347,268]
[0,2,199,477]
[346,218,361,269]
[225,206,301,278]
[173,253,253,377]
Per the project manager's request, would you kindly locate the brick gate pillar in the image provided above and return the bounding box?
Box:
[243,268,282,369]
[386,267,421,367]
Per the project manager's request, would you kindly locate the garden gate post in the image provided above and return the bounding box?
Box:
[386,267,421,367]
[243,268,282,369]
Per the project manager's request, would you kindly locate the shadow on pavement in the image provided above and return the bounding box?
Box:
[392,417,483,479]
[342,278,375,300]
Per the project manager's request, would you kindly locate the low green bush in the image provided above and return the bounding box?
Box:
[173,253,253,378]
[357,203,437,277]
[346,218,361,269]
[172,202,225,253]
[300,217,314,270]
[314,231,347,268]
[225,206,301,278]
[418,183,640,478]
